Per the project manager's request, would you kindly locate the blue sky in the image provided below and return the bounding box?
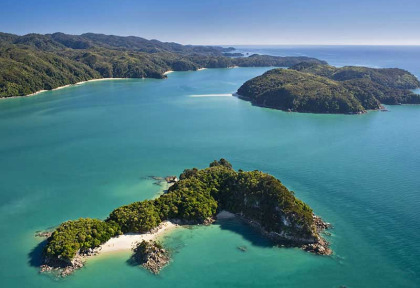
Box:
[1,0,419,45]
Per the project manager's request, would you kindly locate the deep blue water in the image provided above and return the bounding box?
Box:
[235,45,420,77]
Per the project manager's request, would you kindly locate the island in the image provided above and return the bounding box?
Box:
[236,63,420,114]
[38,159,331,277]
[0,32,325,98]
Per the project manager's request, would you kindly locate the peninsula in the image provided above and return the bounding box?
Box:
[39,159,331,276]
[237,63,420,114]
[0,32,325,98]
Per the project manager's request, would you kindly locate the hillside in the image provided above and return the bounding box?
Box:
[237,64,420,114]
[0,32,326,98]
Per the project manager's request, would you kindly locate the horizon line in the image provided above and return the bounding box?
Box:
[3,31,420,47]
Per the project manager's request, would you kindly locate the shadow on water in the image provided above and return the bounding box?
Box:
[28,239,47,267]
[126,254,138,267]
[216,217,273,248]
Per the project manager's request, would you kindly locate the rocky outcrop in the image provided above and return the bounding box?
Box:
[224,211,332,255]
[34,231,52,238]
[131,240,170,274]
[40,254,85,277]
[301,215,332,255]
[39,247,101,277]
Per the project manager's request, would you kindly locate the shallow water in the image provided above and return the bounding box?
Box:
[0,47,420,287]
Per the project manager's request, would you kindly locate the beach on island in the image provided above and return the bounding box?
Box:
[98,221,179,254]
[98,210,234,254]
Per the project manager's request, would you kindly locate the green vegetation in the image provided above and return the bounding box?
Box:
[44,218,119,263]
[0,32,325,98]
[237,63,420,114]
[44,159,317,264]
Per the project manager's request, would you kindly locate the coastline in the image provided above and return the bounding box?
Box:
[40,221,180,277]
[164,67,206,76]
[98,221,179,254]
[97,210,233,255]
[40,208,331,277]
[5,67,220,101]
[1,78,129,100]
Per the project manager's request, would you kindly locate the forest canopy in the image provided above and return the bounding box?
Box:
[236,63,420,114]
[0,32,325,97]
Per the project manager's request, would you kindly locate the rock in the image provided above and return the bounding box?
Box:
[203,217,215,225]
[131,240,170,274]
[40,253,87,277]
[237,246,247,252]
[164,176,178,183]
[35,231,52,238]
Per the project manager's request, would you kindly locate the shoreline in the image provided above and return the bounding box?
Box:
[40,221,180,277]
[40,209,331,277]
[2,78,129,100]
[4,67,228,100]
[98,221,179,254]
[164,67,206,76]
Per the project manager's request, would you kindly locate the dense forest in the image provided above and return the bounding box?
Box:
[43,159,320,265]
[237,63,420,114]
[0,32,325,97]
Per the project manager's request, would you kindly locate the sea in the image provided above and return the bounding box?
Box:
[0,46,419,287]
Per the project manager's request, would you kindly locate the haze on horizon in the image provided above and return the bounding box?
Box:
[1,0,419,46]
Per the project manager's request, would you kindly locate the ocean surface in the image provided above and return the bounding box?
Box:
[0,46,419,287]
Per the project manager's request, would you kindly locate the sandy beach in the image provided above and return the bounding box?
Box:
[98,210,233,254]
[1,78,129,100]
[3,69,211,100]
[164,68,206,76]
[98,221,179,254]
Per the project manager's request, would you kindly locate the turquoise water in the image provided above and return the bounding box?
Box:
[0,48,420,287]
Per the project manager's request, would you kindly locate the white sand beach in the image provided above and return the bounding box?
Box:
[74,78,127,85]
[98,221,179,254]
[1,78,129,99]
[98,211,234,254]
[163,70,174,75]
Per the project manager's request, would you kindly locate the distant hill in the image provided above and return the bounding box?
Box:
[237,63,420,114]
[0,32,326,98]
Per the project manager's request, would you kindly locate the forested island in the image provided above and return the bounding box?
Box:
[39,159,331,276]
[237,63,420,114]
[0,32,325,98]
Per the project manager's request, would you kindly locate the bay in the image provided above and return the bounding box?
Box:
[0,46,419,287]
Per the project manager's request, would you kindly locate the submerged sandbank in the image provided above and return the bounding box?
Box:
[190,93,233,97]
